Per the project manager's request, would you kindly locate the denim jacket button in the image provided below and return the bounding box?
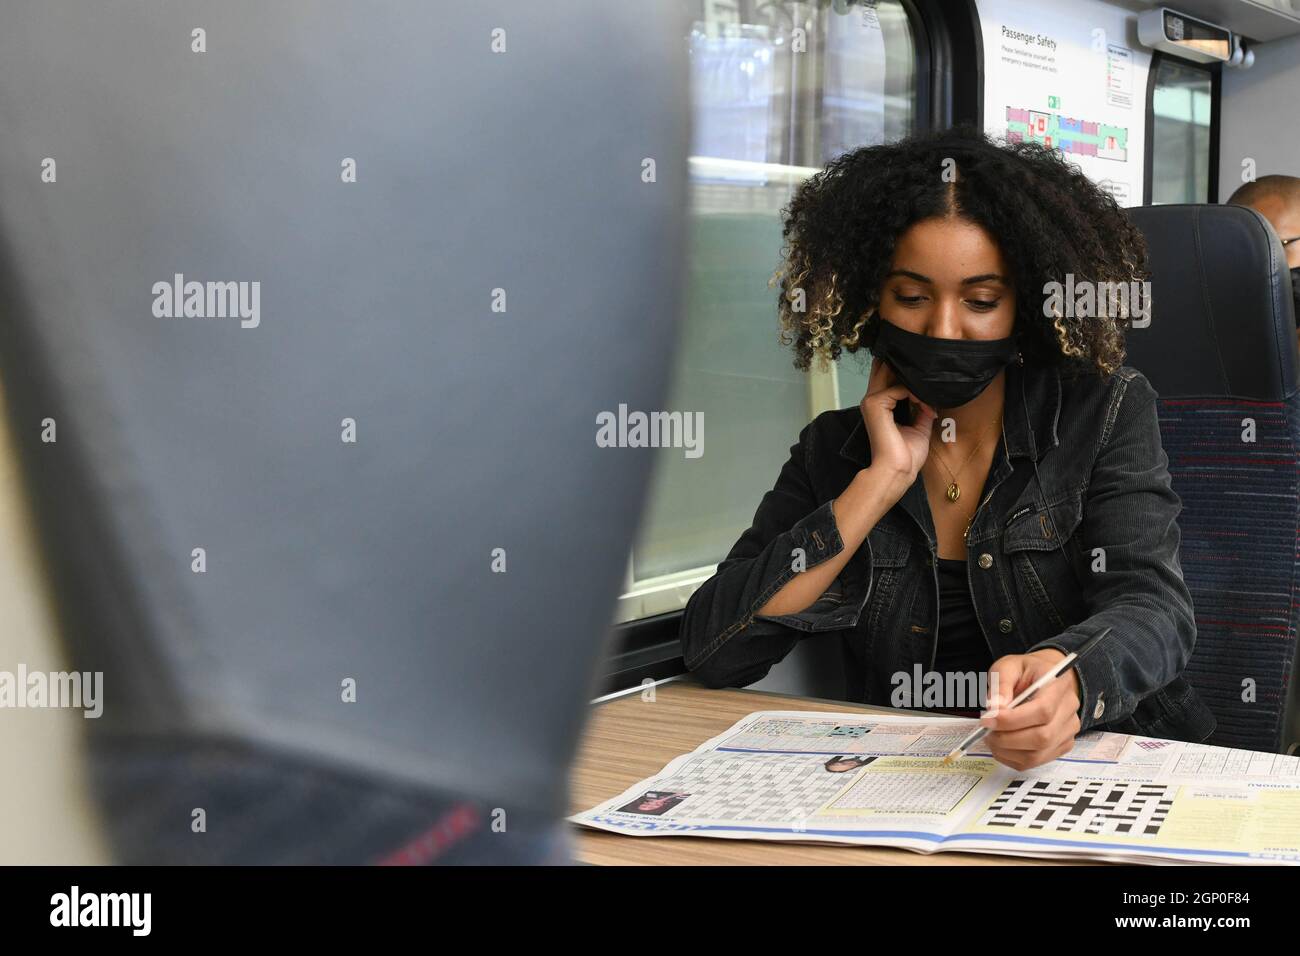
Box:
[997,617,1013,633]
[978,553,993,570]
[1093,695,1106,720]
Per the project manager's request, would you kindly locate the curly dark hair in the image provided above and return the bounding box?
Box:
[771,125,1148,377]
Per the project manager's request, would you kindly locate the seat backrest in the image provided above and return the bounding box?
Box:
[1125,203,1300,753]
[0,0,689,860]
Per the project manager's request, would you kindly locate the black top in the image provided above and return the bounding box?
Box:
[933,557,993,677]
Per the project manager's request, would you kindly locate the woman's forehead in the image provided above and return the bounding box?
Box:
[889,217,1010,280]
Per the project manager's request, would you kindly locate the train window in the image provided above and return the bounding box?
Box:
[616,0,919,622]
[1149,55,1214,204]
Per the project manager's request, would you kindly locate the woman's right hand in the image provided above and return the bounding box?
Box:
[859,358,937,503]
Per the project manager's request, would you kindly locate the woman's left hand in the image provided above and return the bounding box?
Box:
[981,650,1082,770]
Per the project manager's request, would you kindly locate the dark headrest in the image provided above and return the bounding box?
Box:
[1124,204,1297,400]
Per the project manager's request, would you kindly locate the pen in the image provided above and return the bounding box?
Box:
[940,626,1114,765]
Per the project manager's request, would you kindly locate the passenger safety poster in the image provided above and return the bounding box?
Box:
[976,0,1151,206]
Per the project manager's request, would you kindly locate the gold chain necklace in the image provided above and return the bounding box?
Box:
[928,416,1002,503]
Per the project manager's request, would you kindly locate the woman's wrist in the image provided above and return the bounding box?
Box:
[858,462,914,509]
[831,464,910,542]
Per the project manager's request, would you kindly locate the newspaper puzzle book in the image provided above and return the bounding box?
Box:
[570,711,1300,864]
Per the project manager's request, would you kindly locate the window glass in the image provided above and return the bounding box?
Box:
[1150,56,1213,205]
[621,0,918,619]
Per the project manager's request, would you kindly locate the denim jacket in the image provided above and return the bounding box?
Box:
[680,359,1218,743]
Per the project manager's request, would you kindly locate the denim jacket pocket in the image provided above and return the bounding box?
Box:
[863,527,910,636]
[1001,493,1084,632]
[1002,492,1083,552]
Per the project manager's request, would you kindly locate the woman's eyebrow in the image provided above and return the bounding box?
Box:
[885,269,932,283]
[885,269,1008,285]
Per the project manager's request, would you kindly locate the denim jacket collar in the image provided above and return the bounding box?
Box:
[838,360,1063,467]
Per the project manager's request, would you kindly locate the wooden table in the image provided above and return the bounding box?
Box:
[568,679,1080,865]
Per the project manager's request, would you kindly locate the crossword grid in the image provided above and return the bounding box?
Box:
[980,779,1175,837]
[631,754,856,823]
[827,771,980,814]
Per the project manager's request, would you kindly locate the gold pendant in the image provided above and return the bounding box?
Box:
[946,482,960,502]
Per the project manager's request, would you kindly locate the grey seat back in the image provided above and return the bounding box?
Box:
[0,0,689,858]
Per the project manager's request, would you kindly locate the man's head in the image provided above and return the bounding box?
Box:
[1228,175,1300,270]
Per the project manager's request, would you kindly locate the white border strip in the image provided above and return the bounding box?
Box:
[590,674,684,705]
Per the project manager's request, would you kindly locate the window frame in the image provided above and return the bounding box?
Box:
[1143,50,1222,205]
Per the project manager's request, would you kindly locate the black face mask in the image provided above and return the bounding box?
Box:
[870,316,1018,410]
[1291,267,1300,329]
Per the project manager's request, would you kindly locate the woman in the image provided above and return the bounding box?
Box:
[679,126,1216,771]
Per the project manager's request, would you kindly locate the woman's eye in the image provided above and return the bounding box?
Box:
[892,292,926,306]
[966,298,1001,311]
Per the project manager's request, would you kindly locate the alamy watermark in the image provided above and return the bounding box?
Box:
[152,273,260,328]
[596,404,703,459]
[50,886,150,936]
[0,665,102,718]
[891,665,1000,710]
[1042,275,1151,327]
